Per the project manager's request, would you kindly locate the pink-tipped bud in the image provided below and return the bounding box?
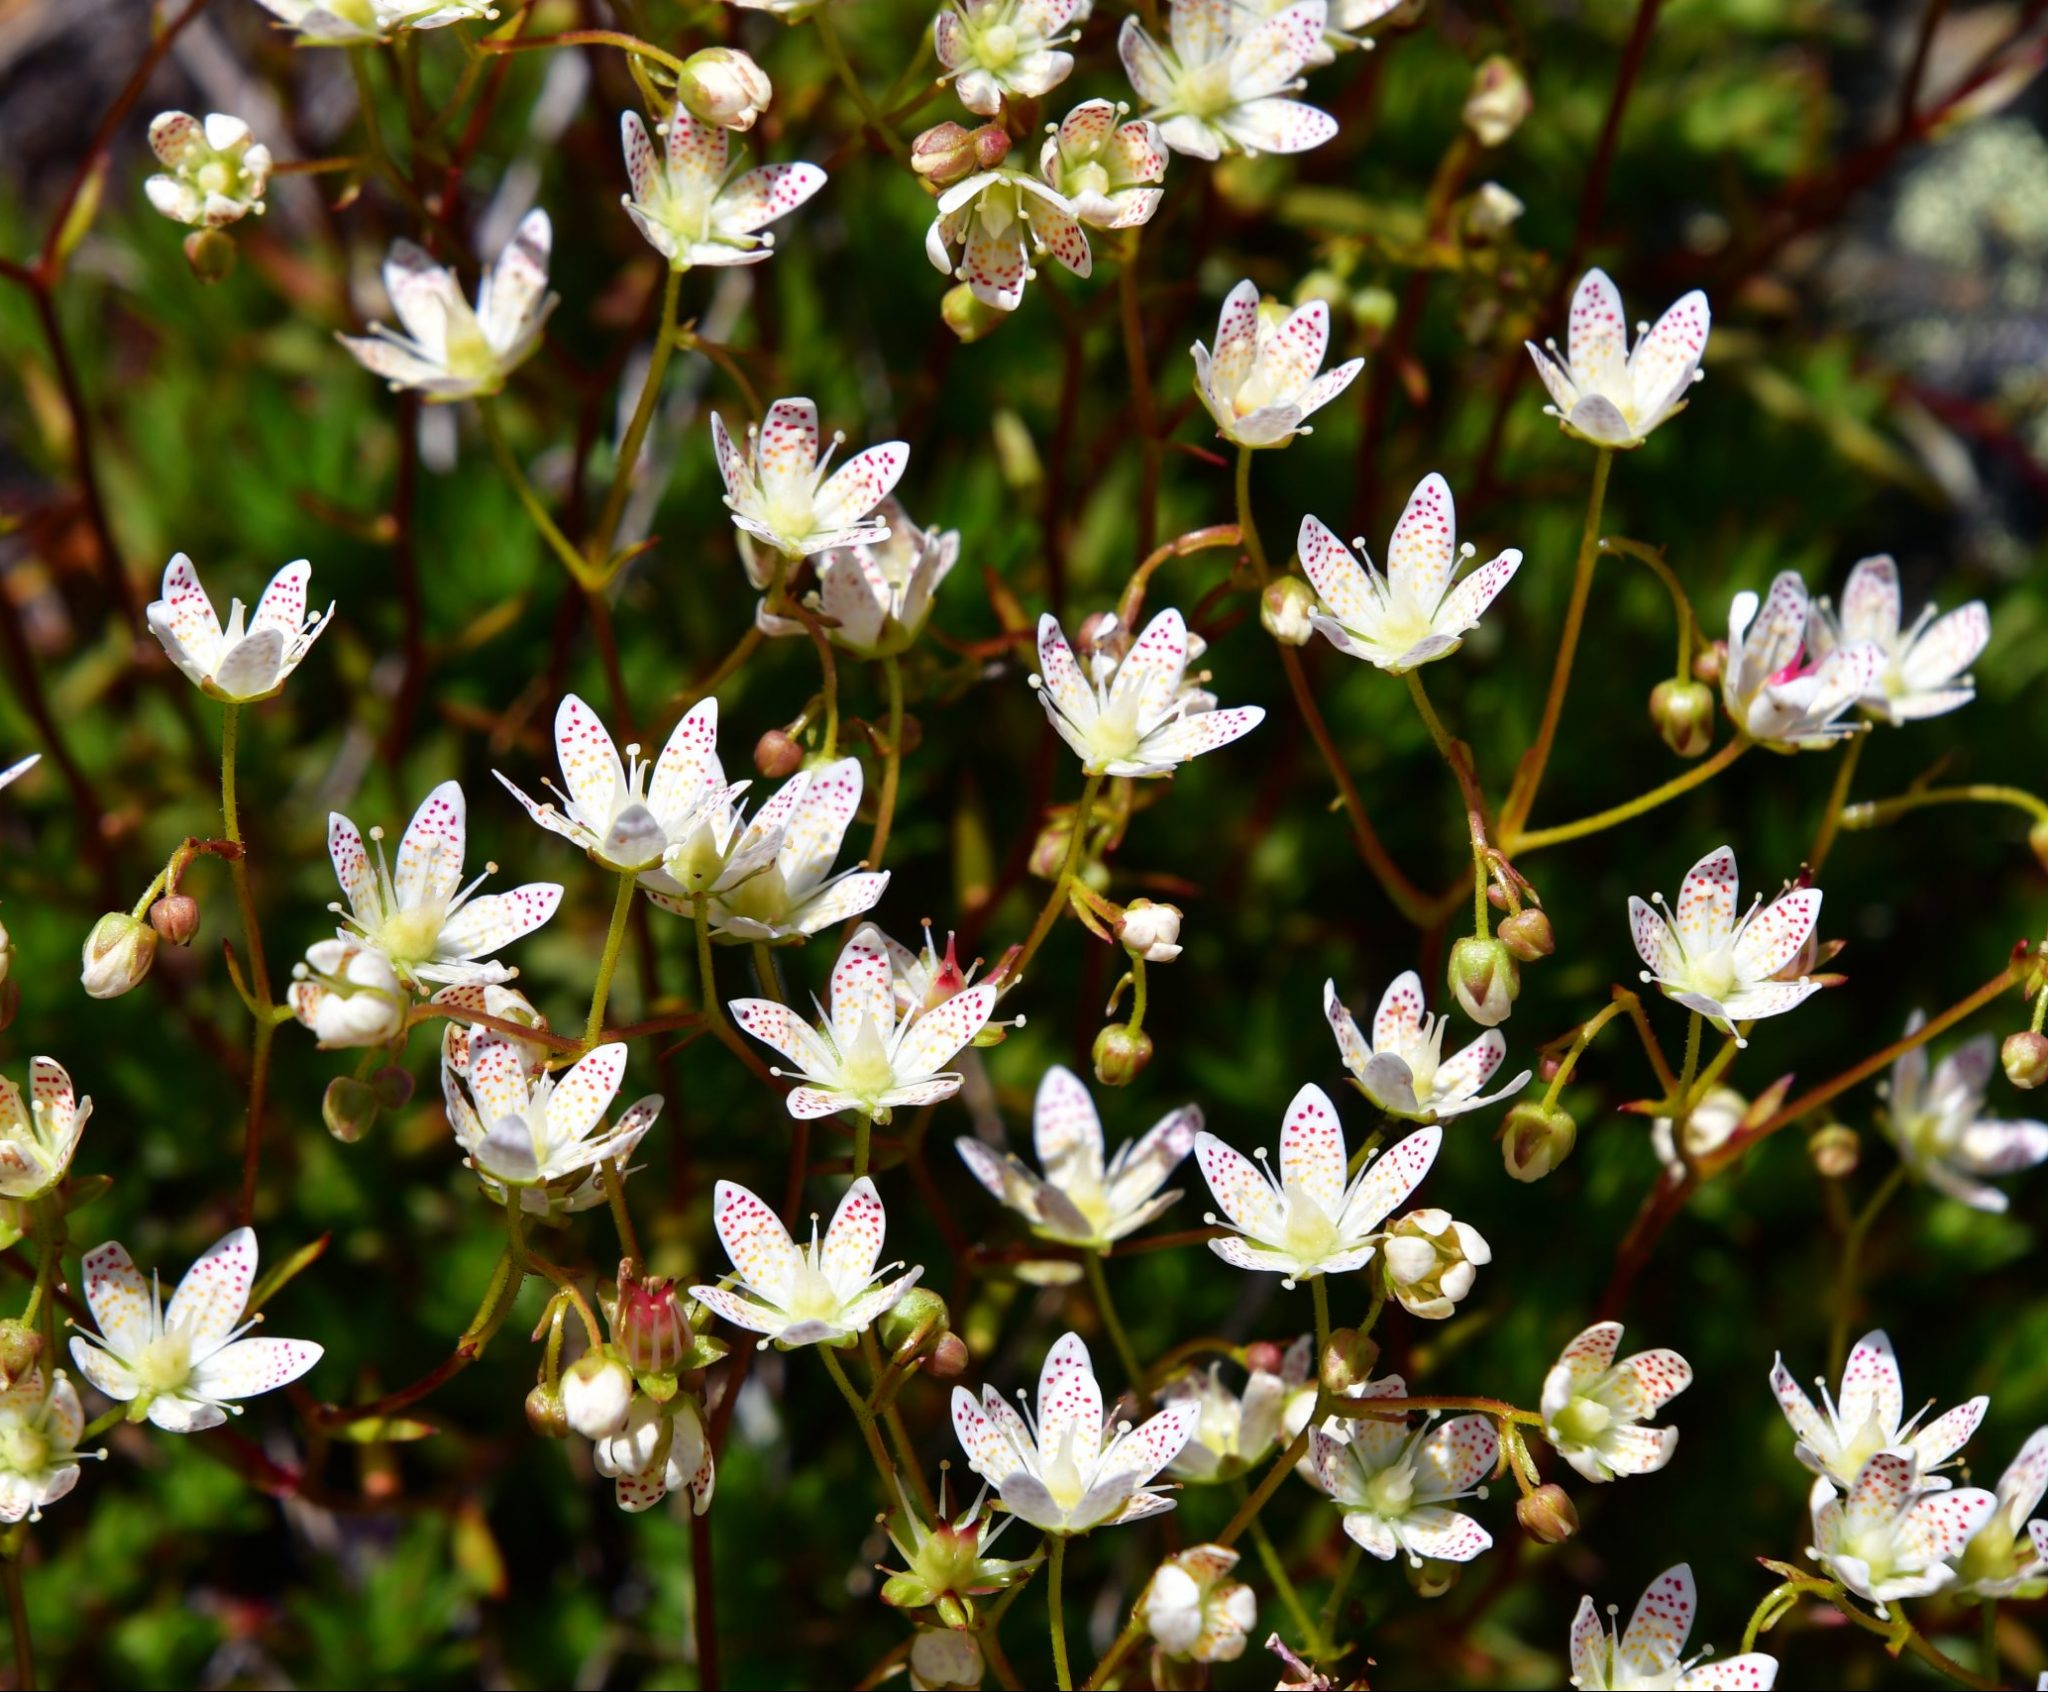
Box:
[1462,55,1531,147]
[148,893,201,946]
[0,1319,42,1391]
[927,1332,971,1379]
[1243,1340,1286,1377]
[912,121,1009,191]
[2030,820,2048,876]
[2003,1030,2048,1090]
[1092,1022,1153,1086]
[1497,908,1554,962]
[1692,641,1726,685]
[611,1264,693,1376]
[754,728,805,779]
[1650,678,1717,758]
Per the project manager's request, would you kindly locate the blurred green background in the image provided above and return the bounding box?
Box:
[2,0,2047,1685]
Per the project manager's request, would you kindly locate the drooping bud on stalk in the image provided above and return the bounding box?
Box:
[1691,641,1726,685]
[912,121,1009,190]
[1807,1123,1860,1179]
[525,1381,571,1439]
[1497,908,1554,962]
[371,1065,414,1111]
[1029,811,1076,880]
[182,228,237,284]
[1318,1327,1380,1397]
[1117,899,1183,964]
[1260,576,1318,646]
[80,912,158,999]
[1499,1100,1577,1182]
[148,893,201,946]
[1649,678,1717,758]
[926,1332,970,1379]
[562,1350,637,1440]
[0,1319,42,1390]
[753,728,805,779]
[674,48,773,132]
[611,1263,694,1376]
[1462,56,1531,147]
[1515,1483,1579,1544]
[321,1076,380,1144]
[877,1286,952,1364]
[1092,1022,1153,1086]
[2003,1030,2048,1090]
[909,1627,984,1691]
[1448,935,1519,1027]
[941,283,1005,343]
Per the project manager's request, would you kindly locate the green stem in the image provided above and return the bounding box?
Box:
[1119,235,1160,557]
[1504,447,1613,837]
[1234,445,1270,580]
[814,10,911,164]
[1541,999,1631,1110]
[820,1343,901,1514]
[1046,1534,1072,1691]
[1319,1540,1363,1648]
[478,397,598,590]
[1842,782,2048,833]
[2,1553,31,1691]
[1828,1163,1909,1378]
[593,262,683,567]
[750,940,784,1001]
[868,654,905,869]
[692,896,770,1080]
[1083,1252,1143,1393]
[1241,1490,1324,1656]
[585,871,639,1048]
[1808,734,1865,874]
[1124,955,1149,1038]
[222,705,278,1227]
[1509,734,1749,855]
[1599,535,1700,678]
[1980,1599,1998,1676]
[1015,771,1106,977]
[1311,1273,1332,1359]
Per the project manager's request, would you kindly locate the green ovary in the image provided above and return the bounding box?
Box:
[135,1331,194,1397]
[1550,1394,1613,1449]
[0,1421,48,1476]
[1278,1191,1340,1268]
[719,865,792,928]
[1364,1457,1418,1519]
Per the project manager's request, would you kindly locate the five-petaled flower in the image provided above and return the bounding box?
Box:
[619,109,826,271]
[253,0,497,42]
[338,210,554,400]
[1299,474,1521,672]
[951,1330,1198,1534]
[1308,1380,1497,1565]
[1953,1428,2048,1598]
[324,780,561,991]
[0,1370,93,1523]
[1162,1338,1313,1484]
[1882,1012,2048,1212]
[713,397,908,558]
[1195,1083,1441,1285]
[68,1228,323,1432]
[936,0,1080,116]
[1808,555,1989,726]
[147,553,333,704]
[691,1178,923,1348]
[697,758,889,942]
[1809,1450,1997,1607]
[0,1058,90,1201]
[1193,281,1362,447]
[1033,608,1264,776]
[1120,0,1338,161]
[956,1063,1199,1249]
[1525,268,1711,449]
[1325,973,1528,1122]
[926,168,1090,312]
[1629,846,1825,1042]
[1770,1328,1986,1492]
[1721,571,1884,750]
[144,112,270,228]
[594,1394,716,1515]
[1144,1544,1258,1664]
[731,923,998,1122]
[1540,1321,1691,1483]
[289,940,406,1048]
[1568,1564,1780,1690]
[442,1036,662,1209]
[1037,100,1167,230]
[756,499,959,658]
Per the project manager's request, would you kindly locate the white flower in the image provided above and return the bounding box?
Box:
[1308,1391,1496,1565]
[338,211,554,401]
[147,553,332,703]
[1144,1544,1257,1663]
[1540,1321,1691,1483]
[1324,973,1528,1122]
[442,1035,662,1204]
[691,1177,922,1348]
[1525,269,1711,448]
[594,1393,716,1514]
[1628,846,1825,1041]
[1119,0,1338,161]
[1379,1208,1490,1320]
[755,498,959,657]
[712,397,908,558]
[1299,475,1521,671]
[1808,555,1989,725]
[289,940,406,1048]
[1163,1337,1313,1483]
[925,168,1090,312]
[952,1331,1198,1534]
[698,758,889,942]
[0,1371,92,1523]
[561,1351,636,1440]
[1195,1083,1441,1285]
[144,112,270,228]
[1118,899,1183,963]
[1568,1564,1780,1690]
[1770,1328,1986,1493]
[252,0,496,43]
[0,754,35,794]
[956,1064,1199,1249]
[1241,0,1403,65]
[1954,1429,2048,1598]
[0,1058,90,1200]
[1721,571,1884,750]
[1651,1085,1746,1183]
[434,981,551,1079]
[1809,1452,1997,1608]
[68,1228,323,1433]
[619,109,825,271]
[1192,280,1362,447]
[1032,608,1264,776]
[1884,1013,2048,1212]
[936,0,1080,116]
[1038,100,1167,229]
[323,780,561,991]
[730,924,998,1122]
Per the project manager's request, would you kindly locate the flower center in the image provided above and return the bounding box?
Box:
[1279,1190,1340,1267]
[1181,59,1236,119]
[835,1017,898,1102]
[1552,1394,1612,1448]
[1040,1425,1089,1513]
[784,1260,842,1323]
[1068,161,1112,202]
[1365,1457,1417,1518]
[976,21,1021,67]
[1690,944,1740,1001]
[375,900,448,969]
[719,863,792,926]
[136,1331,195,1396]
[0,1423,48,1475]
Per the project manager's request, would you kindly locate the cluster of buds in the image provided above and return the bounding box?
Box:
[911,121,1013,193]
[876,1288,970,1381]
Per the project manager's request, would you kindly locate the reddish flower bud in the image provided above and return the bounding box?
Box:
[2003,1030,2048,1090]
[1091,1022,1153,1086]
[1497,908,1554,962]
[1516,1483,1579,1544]
[611,1264,693,1376]
[1649,678,1717,758]
[754,729,805,779]
[148,893,201,946]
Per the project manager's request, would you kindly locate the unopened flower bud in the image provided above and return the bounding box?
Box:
[1497,908,1554,962]
[1075,611,1126,663]
[1260,576,1318,646]
[1650,678,1717,758]
[877,1287,952,1362]
[674,47,772,132]
[371,1065,414,1112]
[562,1350,636,1440]
[754,728,805,779]
[1243,1340,1286,1377]
[1380,1209,1491,1320]
[1092,1022,1153,1086]
[909,1627,984,1691]
[1407,1556,1461,1599]
[182,228,237,284]
[941,282,1004,343]
[927,1331,971,1379]
[524,1381,570,1439]
[1318,1327,1379,1396]
[0,1319,42,1390]
[1030,811,1076,879]
[80,912,157,999]
[913,121,1009,190]
[1117,899,1183,964]
[1691,641,1725,685]
[321,1076,380,1144]
[612,1264,694,1376]
[1515,1483,1578,1545]
[2003,1030,2048,1090]
[1465,181,1525,240]
[2030,820,2048,875]
[1462,56,1531,147]
[1500,1100,1577,1182]
[148,893,201,946]
[1807,1123,1860,1179]
[1448,935,1519,1027]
